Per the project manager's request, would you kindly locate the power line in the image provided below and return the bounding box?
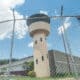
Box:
[10,8,80,12]
[0,15,80,24]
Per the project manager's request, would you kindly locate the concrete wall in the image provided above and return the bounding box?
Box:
[48,50,80,76]
[29,21,50,37]
[48,50,56,76]
[29,21,50,77]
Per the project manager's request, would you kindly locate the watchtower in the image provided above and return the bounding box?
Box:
[27,14,50,77]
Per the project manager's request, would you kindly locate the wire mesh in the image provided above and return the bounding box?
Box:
[0,10,80,80]
[52,52,80,80]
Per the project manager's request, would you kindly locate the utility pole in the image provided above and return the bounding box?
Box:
[60,6,67,53]
[60,5,79,80]
[60,5,71,74]
[8,9,15,77]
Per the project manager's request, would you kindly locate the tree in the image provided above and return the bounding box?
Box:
[28,61,34,71]
[23,61,34,71]
[0,59,18,65]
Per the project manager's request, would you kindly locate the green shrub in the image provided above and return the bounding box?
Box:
[27,70,36,77]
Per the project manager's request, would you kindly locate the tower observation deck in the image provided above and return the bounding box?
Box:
[27,14,50,37]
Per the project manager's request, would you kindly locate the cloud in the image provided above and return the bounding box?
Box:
[54,10,59,16]
[40,10,48,15]
[0,0,28,40]
[28,42,33,48]
[58,17,71,34]
[0,0,25,9]
[47,43,52,48]
[53,10,60,20]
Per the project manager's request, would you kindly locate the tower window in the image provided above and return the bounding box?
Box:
[36,59,38,64]
[40,38,43,42]
[35,40,37,44]
[42,56,44,61]
[47,54,49,59]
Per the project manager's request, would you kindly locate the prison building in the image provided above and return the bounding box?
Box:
[0,50,80,76]
[0,56,33,76]
[49,50,80,76]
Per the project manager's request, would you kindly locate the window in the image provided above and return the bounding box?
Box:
[36,59,38,64]
[47,54,48,59]
[40,38,42,42]
[35,40,37,44]
[42,56,44,61]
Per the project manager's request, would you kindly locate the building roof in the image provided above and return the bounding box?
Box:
[0,56,33,69]
[27,13,50,26]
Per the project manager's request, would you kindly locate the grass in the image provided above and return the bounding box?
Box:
[0,76,75,80]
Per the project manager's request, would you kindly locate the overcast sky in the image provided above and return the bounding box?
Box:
[0,0,80,59]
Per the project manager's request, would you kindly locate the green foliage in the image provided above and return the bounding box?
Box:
[1,67,7,72]
[0,60,9,65]
[0,59,18,65]
[22,61,34,77]
[27,70,36,77]
[23,61,34,71]
[28,61,34,71]
[23,62,29,70]
[0,76,75,80]
[53,73,74,78]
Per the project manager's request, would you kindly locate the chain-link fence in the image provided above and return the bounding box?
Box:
[48,49,80,80]
[0,9,80,80]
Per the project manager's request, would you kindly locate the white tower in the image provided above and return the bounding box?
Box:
[27,14,50,77]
